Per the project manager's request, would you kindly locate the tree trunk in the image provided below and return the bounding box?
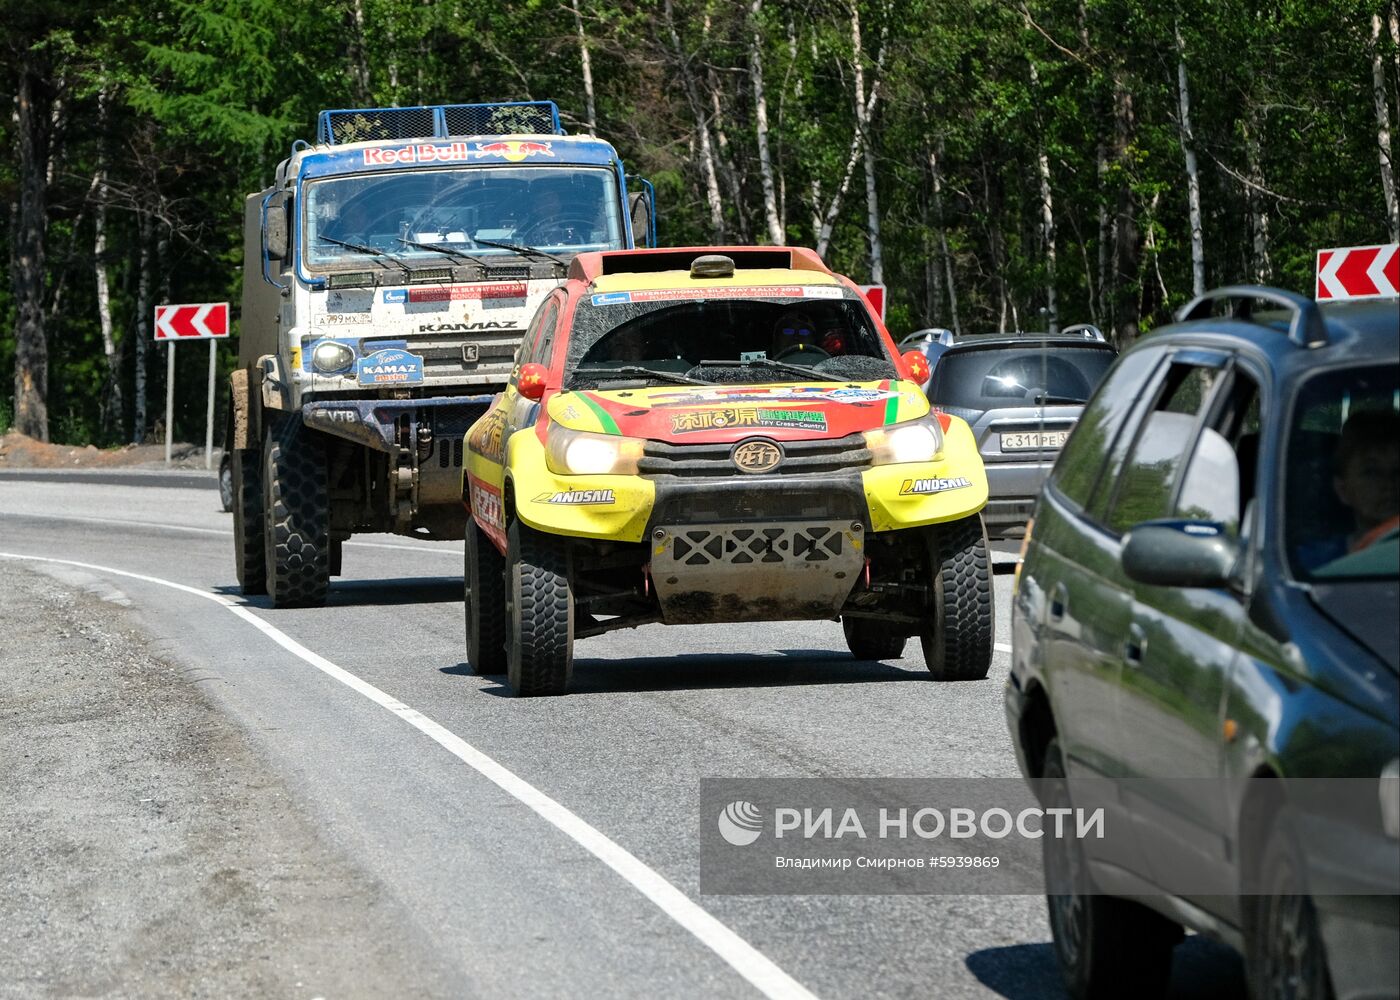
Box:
[930,141,960,335]
[94,86,122,439]
[132,213,152,445]
[1242,111,1272,283]
[749,0,785,244]
[571,0,598,133]
[1095,142,1109,326]
[1030,62,1058,332]
[1389,6,1400,144]
[663,0,725,239]
[12,57,53,441]
[1108,77,1140,345]
[1175,19,1206,298]
[1371,13,1399,243]
[851,5,882,283]
[349,0,371,102]
[814,79,881,259]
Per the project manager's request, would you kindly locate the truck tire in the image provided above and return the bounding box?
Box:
[465,519,507,675]
[262,415,331,608]
[1041,738,1182,1000]
[920,514,993,680]
[842,619,907,660]
[232,449,266,595]
[505,520,573,696]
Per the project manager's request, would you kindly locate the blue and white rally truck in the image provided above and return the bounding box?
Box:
[230,101,655,606]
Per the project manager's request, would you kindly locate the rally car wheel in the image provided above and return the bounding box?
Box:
[505,521,573,696]
[921,514,993,680]
[842,619,907,660]
[1246,818,1334,1000]
[262,415,331,608]
[1042,738,1182,1000]
[465,519,508,675]
[232,448,266,596]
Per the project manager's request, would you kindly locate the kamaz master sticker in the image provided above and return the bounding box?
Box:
[533,489,616,505]
[356,348,424,386]
[670,407,828,433]
[899,477,972,495]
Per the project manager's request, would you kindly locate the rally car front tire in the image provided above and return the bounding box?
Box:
[505,521,574,696]
[920,514,993,681]
[843,619,908,661]
[465,518,508,675]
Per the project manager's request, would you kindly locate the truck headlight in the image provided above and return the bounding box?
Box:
[311,340,355,374]
[863,415,943,465]
[545,426,643,476]
[1382,759,1399,839]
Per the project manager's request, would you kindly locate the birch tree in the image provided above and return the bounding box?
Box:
[851,4,882,283]
[1370,13,1399,242]
[749,0,785,244]
[570,0,597,134]
[1175,18,1206,298]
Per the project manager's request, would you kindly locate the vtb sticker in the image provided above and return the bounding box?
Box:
[899,477,971,495]
[533,489,616,505]
[356,348,424,385]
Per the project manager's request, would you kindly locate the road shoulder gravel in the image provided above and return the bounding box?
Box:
[0,563,452,999]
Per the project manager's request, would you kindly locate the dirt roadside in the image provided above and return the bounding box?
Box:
[0,431,214,469]
[0,563,451,999]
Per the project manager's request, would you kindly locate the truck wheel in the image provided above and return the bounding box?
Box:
[842,619,907,660]
[1246,819,1334,1000]
[920,514,993,680]
[1042,738,1182,1000]
[232,449,266,595]
[465,519,507,675]
[505,520,573,696]
[262,415,331,608]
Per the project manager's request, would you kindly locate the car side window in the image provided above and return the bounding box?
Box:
[1173,369,1261,534]
[530,298,562,367]
[1051,346,1167,511]
[1103,362,1225,535]
[515,297,553,369]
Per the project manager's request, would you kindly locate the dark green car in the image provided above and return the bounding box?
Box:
[1005,286,1399,1000]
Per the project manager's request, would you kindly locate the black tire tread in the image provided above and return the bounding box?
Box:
[232,448,266,595]
[466,519,508,674]
[922,514,994,680]
[507,522,572,696]
[263,415,330,608]
[843,618,907,660]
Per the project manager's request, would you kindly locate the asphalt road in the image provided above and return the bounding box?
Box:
[0,472,1246,999]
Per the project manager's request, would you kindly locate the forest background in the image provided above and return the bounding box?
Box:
[2,0,1397,445]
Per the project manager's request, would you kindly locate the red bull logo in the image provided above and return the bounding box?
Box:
[473,140,555,162]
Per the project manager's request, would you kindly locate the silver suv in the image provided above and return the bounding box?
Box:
[920,326,1116,540]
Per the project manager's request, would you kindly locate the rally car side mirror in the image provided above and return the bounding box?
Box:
[902,350,931,384]
[517,362,549,401]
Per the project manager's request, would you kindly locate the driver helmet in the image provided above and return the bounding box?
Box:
[771,310,820,357]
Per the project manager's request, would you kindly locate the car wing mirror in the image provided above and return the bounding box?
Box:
[1121,520,1239,589]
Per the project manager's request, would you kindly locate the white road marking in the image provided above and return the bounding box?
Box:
[0,510,456,554]
[0,551,819,1000]
[995,643,1012,654]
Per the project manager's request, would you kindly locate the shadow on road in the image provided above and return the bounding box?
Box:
[216,577,461,608]
[966,934,1245,1000]
[456,649,932,696]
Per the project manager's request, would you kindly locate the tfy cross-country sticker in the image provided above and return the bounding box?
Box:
[899,477,971,495]
[669,407,828,434]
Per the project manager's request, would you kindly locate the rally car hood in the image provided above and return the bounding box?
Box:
[546,380,930,443]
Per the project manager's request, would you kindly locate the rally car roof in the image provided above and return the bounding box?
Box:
[569,246,834,284]
[590,268,842,294]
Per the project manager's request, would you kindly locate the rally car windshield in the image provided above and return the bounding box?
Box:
[564,293,897,388]
[302,166,626,270]
[1285,362,1400,581]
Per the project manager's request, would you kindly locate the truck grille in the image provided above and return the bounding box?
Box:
[639,433,871,478]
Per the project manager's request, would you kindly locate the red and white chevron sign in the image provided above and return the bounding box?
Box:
[1315,244,1399,301]
[154,302,230,340]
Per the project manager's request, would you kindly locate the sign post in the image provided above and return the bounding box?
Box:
[154,302,230,468]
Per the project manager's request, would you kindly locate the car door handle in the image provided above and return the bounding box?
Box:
[1048,583,1068,623]
[1124,624,1147,666]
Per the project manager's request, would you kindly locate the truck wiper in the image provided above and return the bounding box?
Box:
[397,237,488,269]
[316,236,412,275]
[580,365,709,386]
[690,357,834,381]
[468,236,567,265]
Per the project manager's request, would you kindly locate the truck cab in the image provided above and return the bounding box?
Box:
[231,101,654,607]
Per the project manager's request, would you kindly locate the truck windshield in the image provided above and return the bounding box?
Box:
[303,166,625,270]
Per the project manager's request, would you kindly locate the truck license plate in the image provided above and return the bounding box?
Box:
[1001,430,1069,451]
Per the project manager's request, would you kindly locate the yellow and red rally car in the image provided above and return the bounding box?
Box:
[461,247,992,695]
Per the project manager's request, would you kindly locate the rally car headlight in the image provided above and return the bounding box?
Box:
[545,426,644,476]
[863,416,943,465]
[311,340,355,374]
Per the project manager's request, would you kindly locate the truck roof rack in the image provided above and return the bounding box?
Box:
[316,101,565,146]
[1175,284,1328,348]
